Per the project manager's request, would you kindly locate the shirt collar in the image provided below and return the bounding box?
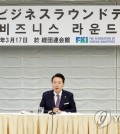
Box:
[54,90,62,97]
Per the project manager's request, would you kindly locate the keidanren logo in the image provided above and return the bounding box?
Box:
[94,110,111,128]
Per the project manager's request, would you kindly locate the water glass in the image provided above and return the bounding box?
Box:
[38,107,44,114]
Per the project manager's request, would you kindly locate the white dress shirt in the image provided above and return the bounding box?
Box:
[54,90,62,105]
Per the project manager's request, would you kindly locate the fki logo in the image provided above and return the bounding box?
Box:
[76,37,88,43]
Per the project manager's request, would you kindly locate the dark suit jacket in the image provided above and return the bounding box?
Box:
[40,89,77,113]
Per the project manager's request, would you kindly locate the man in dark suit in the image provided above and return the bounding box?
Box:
[40,73,76,113]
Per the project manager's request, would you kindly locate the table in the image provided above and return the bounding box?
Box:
[0,113,119,134]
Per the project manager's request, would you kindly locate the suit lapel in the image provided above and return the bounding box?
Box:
[50,91,55,108]
[59,90,65,108]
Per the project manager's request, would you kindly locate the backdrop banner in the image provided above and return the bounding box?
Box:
[0,6,119,46]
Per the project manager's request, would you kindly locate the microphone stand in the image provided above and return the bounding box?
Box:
[49,94,56,134]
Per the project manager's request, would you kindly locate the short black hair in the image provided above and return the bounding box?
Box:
[51,73,65,83]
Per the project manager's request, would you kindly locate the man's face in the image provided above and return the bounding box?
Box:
[52,77,64,94]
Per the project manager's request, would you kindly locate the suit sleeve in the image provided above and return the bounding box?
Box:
[40,93,49,113]
[65,93,77,113]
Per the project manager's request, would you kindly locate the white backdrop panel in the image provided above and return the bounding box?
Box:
[0,46,118,113]
[118,47,120,111]
[1,78,22,87]
[0,100,22,109]
[0,88,22,99]
[69,88,116,99]
[3,58,22,67]
[75,99,116,110]
[3,68,22,78]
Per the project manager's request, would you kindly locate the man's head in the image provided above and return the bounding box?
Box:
[51,73,65,94]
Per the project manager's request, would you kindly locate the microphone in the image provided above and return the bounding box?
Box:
[49,111,56,115]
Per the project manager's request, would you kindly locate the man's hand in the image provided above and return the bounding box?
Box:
[53,108,62,114]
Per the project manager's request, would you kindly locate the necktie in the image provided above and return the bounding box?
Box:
[55,95,60,108]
